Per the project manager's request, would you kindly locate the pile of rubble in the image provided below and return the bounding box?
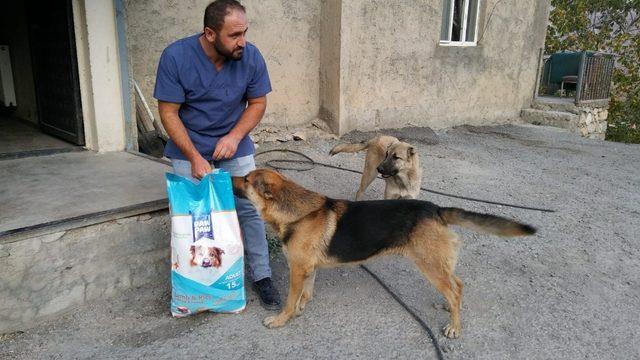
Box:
[251,119,338,145]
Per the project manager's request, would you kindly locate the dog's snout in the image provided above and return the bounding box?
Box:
[231,176,247,198]
[377,164,391,175]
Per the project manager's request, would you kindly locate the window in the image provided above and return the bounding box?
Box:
[440,0,480,46]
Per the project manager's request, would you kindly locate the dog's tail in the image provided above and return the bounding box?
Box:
[438,207,536,237]
[329,141,368,156]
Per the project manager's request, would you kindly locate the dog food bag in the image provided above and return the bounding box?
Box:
[166,170,245,317]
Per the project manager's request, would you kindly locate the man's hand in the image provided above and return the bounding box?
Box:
[190,154,213,180]
[213,96,266,160]
[213,133,241,160]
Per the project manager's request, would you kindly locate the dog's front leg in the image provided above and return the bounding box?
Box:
[263,263,308,328]
[296,270,316,315]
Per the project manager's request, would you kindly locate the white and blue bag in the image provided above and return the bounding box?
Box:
[166,170,246,317]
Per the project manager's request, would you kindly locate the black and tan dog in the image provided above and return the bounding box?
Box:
[232,169,536,338]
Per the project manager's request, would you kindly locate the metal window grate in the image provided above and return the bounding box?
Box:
[537,51,615,105]
[576,53,615,104]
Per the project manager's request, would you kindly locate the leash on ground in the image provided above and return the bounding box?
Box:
[360,264,446,360]
[255,149,556,213]
[257,148,555,359]
[256,148,450,358]
[255,148,556,357]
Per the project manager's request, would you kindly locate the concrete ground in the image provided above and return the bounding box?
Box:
[0,116,75,154]
[2,124,639,359]
[0,151,170,234]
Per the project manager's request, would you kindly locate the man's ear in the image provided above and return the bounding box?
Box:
[203,26,216,42]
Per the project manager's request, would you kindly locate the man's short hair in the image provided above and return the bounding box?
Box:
[204,0,246,32]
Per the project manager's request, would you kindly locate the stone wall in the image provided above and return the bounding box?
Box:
[522,98,609,140]
[0,211,170,334]
[578,107,608,140]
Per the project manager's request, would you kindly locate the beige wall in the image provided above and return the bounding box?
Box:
[123,0,548,135]
[123,0,320,128]
[337,0,550,133]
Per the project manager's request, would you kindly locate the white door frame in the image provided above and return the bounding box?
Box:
[71,0,127,152]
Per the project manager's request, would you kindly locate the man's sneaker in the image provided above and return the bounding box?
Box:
[253,277,282,311]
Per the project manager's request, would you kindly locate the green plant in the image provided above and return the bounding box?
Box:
[266,231,282,255]
[546,0,640,143]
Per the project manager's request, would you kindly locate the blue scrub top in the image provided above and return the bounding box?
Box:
[154,34,272,160]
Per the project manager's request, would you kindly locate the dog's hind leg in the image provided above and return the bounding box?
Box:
[296,269,316,315]
[412,256,463,338]
[409,228,463,338]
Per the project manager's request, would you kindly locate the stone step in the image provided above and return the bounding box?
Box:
[520,108,580,131]
[531,98,580,114]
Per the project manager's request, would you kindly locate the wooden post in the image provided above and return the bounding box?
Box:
[533,47,544,100]
[575,52,587,105]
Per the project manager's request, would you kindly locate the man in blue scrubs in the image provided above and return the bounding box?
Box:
[154,0,280,310]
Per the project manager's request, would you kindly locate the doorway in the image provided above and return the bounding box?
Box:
[0,0,84,158]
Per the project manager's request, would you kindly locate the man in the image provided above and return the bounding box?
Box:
[154,0,280,310]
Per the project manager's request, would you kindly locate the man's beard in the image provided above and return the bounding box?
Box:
[214,37,243,61]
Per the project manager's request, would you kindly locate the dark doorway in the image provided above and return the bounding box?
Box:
[27,0,84,146]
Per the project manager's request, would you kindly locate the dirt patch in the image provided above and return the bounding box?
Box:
[342,126,439,145]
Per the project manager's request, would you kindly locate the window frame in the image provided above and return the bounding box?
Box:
[439,0,481,47]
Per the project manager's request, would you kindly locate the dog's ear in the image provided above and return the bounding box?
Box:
[259,184,273,199]
[189,245,197,266]
[263,189,273,199]
[255,180,274,199]
[407,146,415,158]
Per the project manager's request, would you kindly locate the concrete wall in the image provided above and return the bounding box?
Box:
[0,211,170,334]
[123,0,321,128]
[0,1,39,124]
[122,0,548,135]
[337,0,550,133]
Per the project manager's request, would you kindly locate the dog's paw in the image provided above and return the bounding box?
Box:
[443,324,460,339]
[263,315,287,329]
[296,292,312,314]
[295,300,310,316]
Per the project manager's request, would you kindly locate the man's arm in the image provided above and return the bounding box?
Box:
[158,101,212,179]
[213,96,267,160]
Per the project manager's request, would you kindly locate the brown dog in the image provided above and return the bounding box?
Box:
[330,135,422,200]
[232,169,536,338]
